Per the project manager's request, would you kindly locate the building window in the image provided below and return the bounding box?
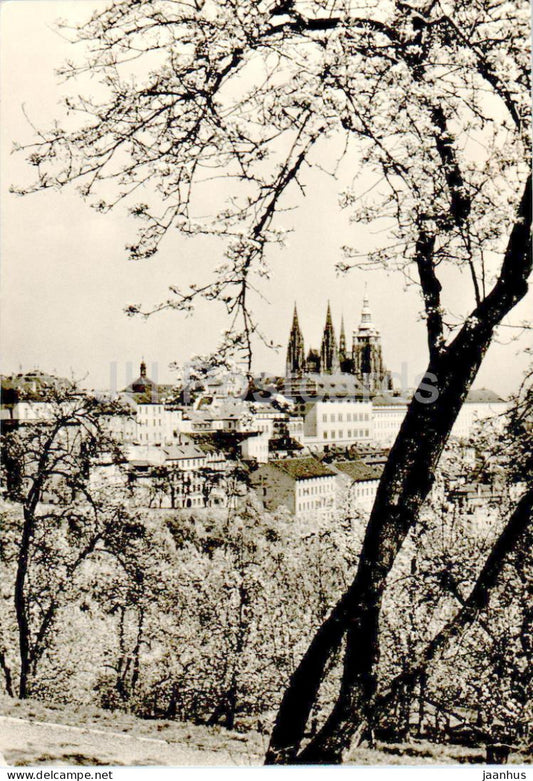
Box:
[330,414,335,422]
[331,431,335,439]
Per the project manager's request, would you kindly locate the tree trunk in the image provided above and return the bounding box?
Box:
[130,606,145,696]
[417,673,427,737]
[0,650,14,698]
[13,420,63,698]
[14,506,35,698]
[266,177,531,764]
[224,681,238,730]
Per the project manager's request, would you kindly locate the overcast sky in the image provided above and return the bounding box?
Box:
[1,0,531,395]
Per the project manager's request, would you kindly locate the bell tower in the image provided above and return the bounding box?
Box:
[352,288,391,393]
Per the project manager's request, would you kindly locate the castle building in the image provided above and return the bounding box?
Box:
[285,293,392,395]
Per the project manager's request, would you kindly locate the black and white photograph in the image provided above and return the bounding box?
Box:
[0,0,531,773]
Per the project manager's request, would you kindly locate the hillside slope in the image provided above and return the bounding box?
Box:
[0,697,264,766]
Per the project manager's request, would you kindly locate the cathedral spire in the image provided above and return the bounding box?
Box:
[338,314,350,373]
[360,283,374,329]
[339,314,347,356]
[286,303,305,376]
[320,301,339,374]
[291,302,300,330]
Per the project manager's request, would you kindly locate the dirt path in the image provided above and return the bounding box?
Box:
[0,715,260,766]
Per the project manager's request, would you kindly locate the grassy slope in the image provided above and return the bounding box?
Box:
[0,696,530,766]
[0,696,265,766]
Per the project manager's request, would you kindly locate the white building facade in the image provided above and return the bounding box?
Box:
[303,399,373,449]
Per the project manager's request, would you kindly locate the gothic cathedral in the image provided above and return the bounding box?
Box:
[285,292,392,394]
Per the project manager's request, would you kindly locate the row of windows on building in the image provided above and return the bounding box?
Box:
[297,499,330,512]
[297,482,332,496]
[323,429,370,439]
[354,484,377,497]
[135,459,206,470]
[322,412,370,423]
[139,406,168,416]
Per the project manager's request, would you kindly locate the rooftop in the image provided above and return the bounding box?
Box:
[269,457,336,480]
[372,394,409,407]
[333,460,383,482]
[163,443,206,461]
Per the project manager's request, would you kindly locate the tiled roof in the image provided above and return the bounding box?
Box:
[269,457,336,480]
[163,444,206,461]
[333,460,383,482]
